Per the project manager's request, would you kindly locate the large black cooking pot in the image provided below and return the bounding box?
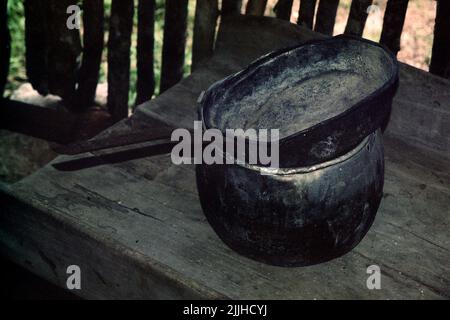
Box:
[201,35,398,167]
[196,36,398,266]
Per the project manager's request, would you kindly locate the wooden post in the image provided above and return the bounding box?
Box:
[75,0,104,111]
[298,0,317,29]
[380,0,409,55]
[46,0,82,103]
[24,0,49,96]
[274,0,293,21]
[429,0,450,78]
[160,0,188,93]
[246,0,267,16]
[0,0,10,97]
[107,0,134,122]
[192,0,219,71]
[344,0,372,37]
[314,0,339,35]
[136,0,156,106]
[222,0,242,16]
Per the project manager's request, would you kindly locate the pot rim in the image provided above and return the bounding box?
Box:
[199,35,398,144]
[228,131,377,176]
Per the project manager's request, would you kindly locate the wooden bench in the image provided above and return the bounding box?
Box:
[1,16,449,299]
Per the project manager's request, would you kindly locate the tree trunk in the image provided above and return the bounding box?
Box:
[222,0,242,16]
[107,0,134,122]
[192,0,219,71]
[24,0,49,95]
[380,0,409,55]
[46,0,82,104]
[344,0,372,37]
[135,0,156,106]
[0,0,10,97]
[314,0,339,35]
[297,0,317,29]
[246,0,267,16]
[75,0,104,111]
[429,0,450,78]
[160,0,188,93]
[274,0,293,21]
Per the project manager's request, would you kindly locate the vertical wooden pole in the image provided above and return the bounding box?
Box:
[160,0,188,93]
[246,0,267,16]
[222,0,242,16]
[76,0,104,111]
[314,0,340,35]
[107,0,134,122]
[380,0,409,55]
[344,0,372,37]
[24,0,49,95]
[0,0,10,97]
[192,0,219,71]
[429,0,450,78]
[46,0,82,103]
[298,0,317,29]
[136,0,156,106]
[274,0,293,21]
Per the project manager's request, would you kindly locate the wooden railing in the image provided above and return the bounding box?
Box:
[0,0,449,128]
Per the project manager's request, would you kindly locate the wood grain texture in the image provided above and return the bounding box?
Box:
[297,0,317,29]
[274,0,293,20]
[107,0,134,122]
[380,0,409,55]
[24,0,49,95]
[192,0,219,71]
[136,0,156,106]
[246,0,268,16]
[344,0,372,37]
[160,0,189,93]
[429,0,450,78]
[46,0,82,104]
[75,0,104,111]
[1,16,450,299]
[314,0,339,35]
[221,0,242,16]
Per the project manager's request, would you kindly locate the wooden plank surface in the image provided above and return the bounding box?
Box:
[1,15,449,299]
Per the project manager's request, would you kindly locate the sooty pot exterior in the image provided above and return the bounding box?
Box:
[196,130,384,267]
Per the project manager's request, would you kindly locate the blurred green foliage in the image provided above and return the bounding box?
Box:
[5,0,196,107]
[6,0,26,97]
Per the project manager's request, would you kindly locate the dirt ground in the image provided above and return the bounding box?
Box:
[260,0,436,71]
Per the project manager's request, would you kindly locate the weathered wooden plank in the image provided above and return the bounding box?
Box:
[160,0,189,93]
[314,0,339,35]
[24,0,49,95]
[0,187,223,300]
[136,0,156,106]
[344,0,372,37]
[192,0,219,71]
[384,64,450,157]
[380,0,409,55]
[0,98,79,144]
[0,0,10,97]
[245,0,267,16]
[297,0,317,29]
[274,0,293,20]
[75,0,104,111]
[46,0,82,103]
[107,0,134,122]
[221,0,242,16]
[2,134,449,299]
[2,16,450,299]
[429,0,450,79]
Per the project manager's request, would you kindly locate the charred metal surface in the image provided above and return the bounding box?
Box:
[202,36,398,168]
[196,130,384,267]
